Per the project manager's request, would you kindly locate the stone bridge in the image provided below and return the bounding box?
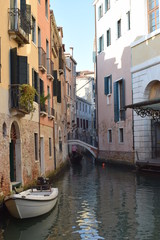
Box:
[67,139,98,158]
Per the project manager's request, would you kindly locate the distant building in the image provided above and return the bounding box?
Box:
[76,71,96,146]
[76,96,93,145]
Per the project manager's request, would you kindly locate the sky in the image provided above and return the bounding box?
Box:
[50,0,95,72]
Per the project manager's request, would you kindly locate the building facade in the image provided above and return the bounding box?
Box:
[76,71,96,146]
[127,0,160,164]
[0,0,39,195]
[76,96,93,145]
[0,1,73,196]
[93,0,150,165]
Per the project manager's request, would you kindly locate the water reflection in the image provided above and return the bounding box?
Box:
[2,204,58,240]
[1,158,160,239]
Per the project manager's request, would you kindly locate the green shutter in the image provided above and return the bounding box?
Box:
[26,4,31,34]
[114,82,119,122]
[104,77,108,95]
[10,48,18,84]
[121,78,125,121]
[18,56,28,84]
[110,75,112,94]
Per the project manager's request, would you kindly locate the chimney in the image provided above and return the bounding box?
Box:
[70,47,73,57]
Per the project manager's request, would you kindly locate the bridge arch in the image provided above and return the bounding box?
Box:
[67,140,98,158]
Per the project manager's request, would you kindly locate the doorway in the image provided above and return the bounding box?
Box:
[10,122,21,183]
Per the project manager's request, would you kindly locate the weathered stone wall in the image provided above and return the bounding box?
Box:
[98,150,135,166]
[0,114,40,195]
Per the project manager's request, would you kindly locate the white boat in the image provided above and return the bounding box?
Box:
[4,187,58,219]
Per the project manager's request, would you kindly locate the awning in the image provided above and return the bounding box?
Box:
[125,98,160,120]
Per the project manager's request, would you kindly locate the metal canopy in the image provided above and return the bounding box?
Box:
[125,98,160,120]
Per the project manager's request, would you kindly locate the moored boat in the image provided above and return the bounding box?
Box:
[70,152,83,165]
[4,186,58,219]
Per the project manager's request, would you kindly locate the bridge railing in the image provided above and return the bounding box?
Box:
[68,133,98,148]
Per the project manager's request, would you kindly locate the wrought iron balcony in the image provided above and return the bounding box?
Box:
[8,8,31,45]
[10,84,29,115]
[38,47,46,72]
[47,58,54,80]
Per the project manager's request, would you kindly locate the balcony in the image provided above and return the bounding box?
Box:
[8,8,31,45]
[38,47,46,73]
[48,107,55,120]
[10,84,29,115]
[47,58,54,81]
[40,103,47,117]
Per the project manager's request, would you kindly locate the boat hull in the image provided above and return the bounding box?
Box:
[4,188,58,219]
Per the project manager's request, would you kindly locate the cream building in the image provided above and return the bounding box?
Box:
[127,7,160,165]
[0,0,39,195]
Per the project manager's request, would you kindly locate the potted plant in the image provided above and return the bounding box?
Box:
[19,84,37,113]
[40,93,50,113]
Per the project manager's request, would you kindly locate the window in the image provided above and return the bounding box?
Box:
[86,120,88,129]
[85,105,87,112]
[83,119,86,129]
[105,0,110,12]
[108,129,112,143]
[77,118,79,127]
[32,16,36,44]
[45,0,48,18]
[104,75,112,95]
[114,79,125,122]
[119,128,124,143]
[106,28,111,46]
[98,35,104,53]
[148,0,159,33]
[49,138,52,157]
[127,11,131,30]
[98,4,103,20]
[80,119,82,128]
[34,133,38,161]
[117,19,121,38]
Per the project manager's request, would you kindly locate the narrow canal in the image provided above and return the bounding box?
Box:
[1,155,160,240]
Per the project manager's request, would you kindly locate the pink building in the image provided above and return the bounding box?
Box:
[93,0,136,165]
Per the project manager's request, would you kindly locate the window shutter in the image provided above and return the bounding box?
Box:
[57,80,61,103]
[18,56,28,84]
[40,79,44,95]
[53,70,58,96]
[114,82,119,122]
[110,75,112,93]
[20,0,26,11]
[121,78,125,121]
[26,4,31,34]
[10,48,18,84]
[104,77,108,95]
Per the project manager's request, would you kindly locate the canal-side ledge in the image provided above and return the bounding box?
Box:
[96,157,136,170]
[0,159,70,206]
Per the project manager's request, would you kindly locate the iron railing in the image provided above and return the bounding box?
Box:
[38,47,46,70]
[47,58,54,77]
[8,8,31,44]
[10,84,29,113]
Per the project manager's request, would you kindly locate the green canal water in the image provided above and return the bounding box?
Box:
[1,156,160,239]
